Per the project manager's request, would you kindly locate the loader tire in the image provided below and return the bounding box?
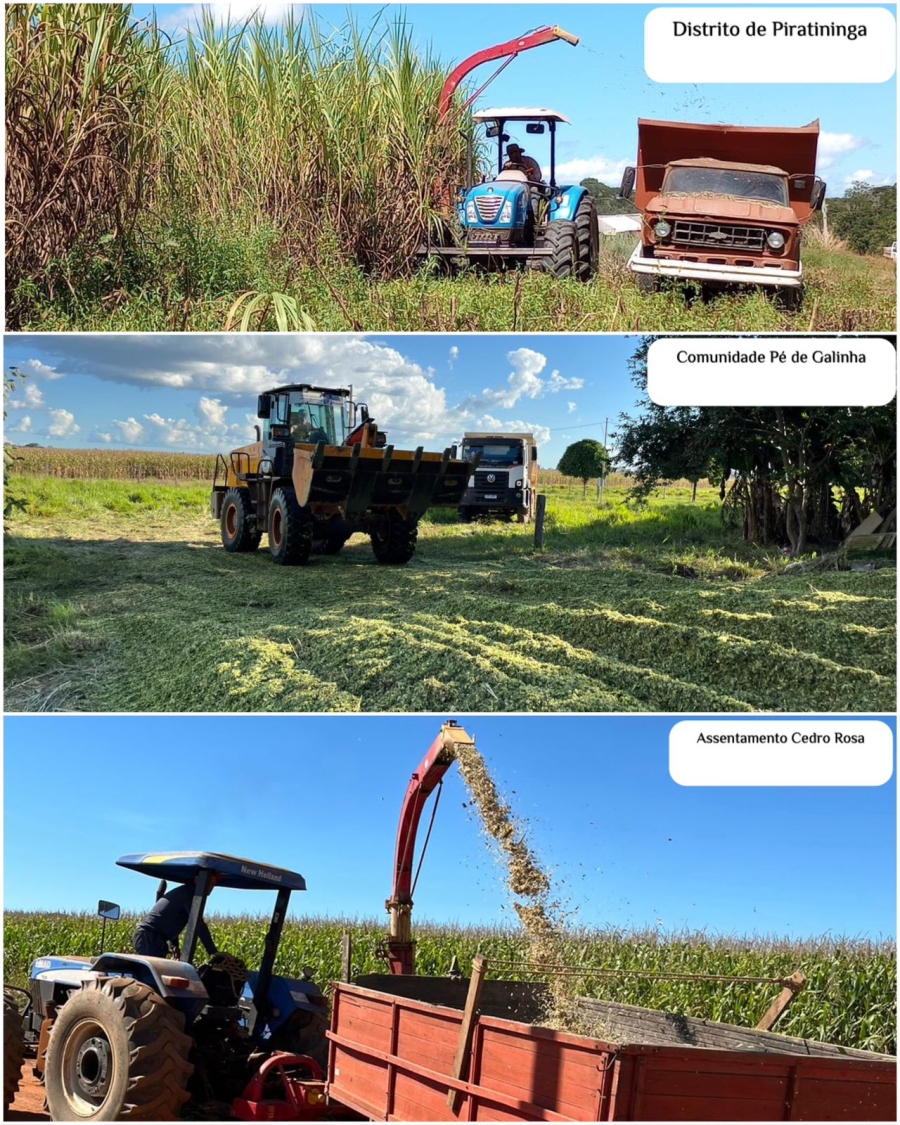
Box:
[268,487,313,566]
[541,220,578,279]
[44,977,192,1121]
[221,487,261,553]
[574,195,599,281]
[4,991,25,1113]
[371,511,419,565]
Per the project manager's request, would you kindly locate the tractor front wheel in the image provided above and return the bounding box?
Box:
[574,195,599,280]
[221,487,261,553]
[268,487,313,566]
[541,220,578,279]
[44,977,192,1121]
[4,991,25,1113]
[370,511,419,565]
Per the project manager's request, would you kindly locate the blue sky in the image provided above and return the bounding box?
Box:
[132,2,897,189]
[3,334,641,466]
[4,715,896,938]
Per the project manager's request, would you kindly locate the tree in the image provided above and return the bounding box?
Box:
[558,439,611,497]
[579,178,639,216]
[4,368,29,529]
[827,182,896,255]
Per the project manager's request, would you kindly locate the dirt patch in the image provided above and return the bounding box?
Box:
[7,1065,48,1121]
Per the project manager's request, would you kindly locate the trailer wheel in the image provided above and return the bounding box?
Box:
[541,220,578,279]
[44,977,192,1121]
[268,487,313,566]
[574,195,599,281]
[221,487,261,553]
[4,991,25,1113]
[370,511,419,565]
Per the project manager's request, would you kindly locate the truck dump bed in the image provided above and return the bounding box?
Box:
[327,978,896,1121]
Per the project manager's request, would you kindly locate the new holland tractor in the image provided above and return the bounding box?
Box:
[419,27,598,279]
[211,384,475,566]
[12,852,330,1121]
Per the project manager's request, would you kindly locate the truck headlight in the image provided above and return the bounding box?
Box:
[500,200,512,223]
[515,479,523,488]
[466,201,477,223]
[654,220,672,239]
[767,231,785,250]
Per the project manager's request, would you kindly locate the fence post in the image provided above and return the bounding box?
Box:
[534,494,547,549]
[340,932,352,983]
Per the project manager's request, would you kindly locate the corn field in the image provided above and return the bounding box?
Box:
[6,445,217,480]
[3,912,895,1054]
[5,4,468,324]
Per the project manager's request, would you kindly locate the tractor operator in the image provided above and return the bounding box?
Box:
[504,143,543,183]
[132,877,219,959]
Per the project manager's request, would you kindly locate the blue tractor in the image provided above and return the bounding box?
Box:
[17,852,330,1121]
[423,108,599,280]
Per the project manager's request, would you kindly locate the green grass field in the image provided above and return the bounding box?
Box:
[3,911,895,1054]
[18,240,896,333]
[4,476,895,712]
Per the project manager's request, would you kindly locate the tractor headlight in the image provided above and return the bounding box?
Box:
[500,200,513,223]
[654,220,672,240]
[515,479,523,488]
[466,201,477,223]
[767,231,786,250]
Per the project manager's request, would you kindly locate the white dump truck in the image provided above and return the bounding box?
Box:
[458,432,538,523]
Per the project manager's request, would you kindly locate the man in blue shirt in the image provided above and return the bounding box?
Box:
[132,877,218,959]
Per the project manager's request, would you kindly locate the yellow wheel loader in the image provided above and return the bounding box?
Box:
[211,385,477,566]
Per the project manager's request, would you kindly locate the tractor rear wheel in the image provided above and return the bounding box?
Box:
[370,511,419,565]
[44,977,192,1121]
[221,487,261,553]
[541,220,578,279]
[268,487,313,566]
[4,991,25,1113]
[574,195,599,280]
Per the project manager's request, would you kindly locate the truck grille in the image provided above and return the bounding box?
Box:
[474,195,503,223]
[672,221,766,252]
[474,469,509,494]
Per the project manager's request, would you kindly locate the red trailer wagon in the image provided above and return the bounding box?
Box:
[326,977,896,1122]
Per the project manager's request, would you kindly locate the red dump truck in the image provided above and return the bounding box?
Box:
[327,975,896,1121]
[621,119,826,301]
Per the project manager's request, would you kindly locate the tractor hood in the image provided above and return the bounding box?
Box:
[635,118,821,223]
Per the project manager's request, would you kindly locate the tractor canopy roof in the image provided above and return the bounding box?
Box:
[266,384,351,398]
[473,107,570,123]
[116,851,307,891]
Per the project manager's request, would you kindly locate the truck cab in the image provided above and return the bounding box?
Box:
[622,118,825,298]
[458,432,538,523]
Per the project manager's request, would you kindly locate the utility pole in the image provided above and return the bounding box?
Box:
[598,417,610,502]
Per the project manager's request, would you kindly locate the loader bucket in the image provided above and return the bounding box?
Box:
[635,118,821,222]
[292,444,473,518]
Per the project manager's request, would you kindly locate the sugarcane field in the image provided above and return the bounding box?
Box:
[3,716,897,1121]
[4,4,896,334]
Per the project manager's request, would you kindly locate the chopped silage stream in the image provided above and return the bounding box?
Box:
[452,742,605,1037]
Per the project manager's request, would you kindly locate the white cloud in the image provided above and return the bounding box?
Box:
[844,169,892,188]
[548,154,629,187]
[547,370,584,394]
[7,383,44,410]
[23,358,64,380]
[448,345,459,368]
[481,348,547,408]
[567,402,578,414]
[113,417,144,444]
[818,132,867,170]
[96,432,113,444]
[156,3,303,32]
[197,396,229,428]
[7,415,33,434]
[48,409,80,437]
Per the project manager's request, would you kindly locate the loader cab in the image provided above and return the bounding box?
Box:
[257,384,351,448]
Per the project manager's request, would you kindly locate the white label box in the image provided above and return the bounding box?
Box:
[648,337,896,406]
[645,7,896,83]
[670,720,894,786]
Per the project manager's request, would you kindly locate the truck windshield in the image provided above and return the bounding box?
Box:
[663,166,789,206]
[463,442,523,466]
[288,397,347,445]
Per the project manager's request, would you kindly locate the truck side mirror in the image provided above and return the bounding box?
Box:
[257,393,272,420]
[619,167,636,200]
[98,900,120,921]
[531,448,538,461]
[810,178,826,211]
